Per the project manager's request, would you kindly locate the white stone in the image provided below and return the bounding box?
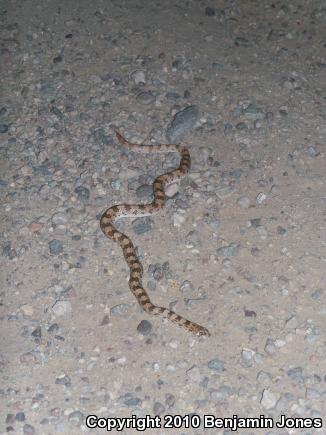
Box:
[186,365,201,382]
[261,389,279,410]
[165,183,179,197]
[20,304,34,317]
[173,213,186,227]
[285,315,298,329]
[237,196,250,208]
[131,70,146,84]
[52,300,72,316]
[256,192,267,204]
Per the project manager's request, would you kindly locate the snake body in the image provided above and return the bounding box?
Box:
[100,131,210,337]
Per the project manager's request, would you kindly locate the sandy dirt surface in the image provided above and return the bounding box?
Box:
[1,0,326,434]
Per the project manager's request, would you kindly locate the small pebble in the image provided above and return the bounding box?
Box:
[68,410,84,425]
[53,55,62,63]
[48,323,60,334]
[49,239,64,255]
[153,402,165,415]
[52,301,72,316]
[212,62,223,70]
[148,263,164,281]
[136,184,153,201]
[274,339,286,348]
[264,338,277,355]
[235,36,249,47]
[306,387,320,400]
[136,91,155,105]
[216,243,240,257]
[16,412,25,422]
[210,385,232,402]
[224,123,233,134]
[2,243,17,259]
[50,106,64,119]
[310,288,323,300]
[185,230,200,247]
[275,393,294,411]
[0,123,9,133]
[307,145,319,157]
[31,326,42,338]
[207,358,225,372]
[165,394,175,407]
[51,212,68,225]
[241,348,255,362]
[74,186,90,202]
[119,393,141,407]
[6,414,15,425]
[261,389,279,410]
[205,6,216,16]
[169,339,179,349]
[244,308,256,317]
[93,128,113,145]
[186,365,202,382]
[277,225,287,235]
[100,314,110,326]
[256,192,267,204]
[173,213,186,227]
[285,315,298,329]
[23,424,35,435]
[257,370,272,384]
[243,103,266,120]
[28,221,44,232]
[131,70,146,84]
[249,219,260,229]
[166,105,199,142]
[235,122,247,130]
[237,196,250,208]
[132,217,153,234]
[55,374,71,386]
[256,225,268,238]
[179,280,195,292]
[287,366,304,382]
[137,320,152,335]
[110,304,129,316]
[20,304,34,317]
[165,183,179,197]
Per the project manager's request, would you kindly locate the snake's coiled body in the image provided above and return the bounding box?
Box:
[100,131,210,337]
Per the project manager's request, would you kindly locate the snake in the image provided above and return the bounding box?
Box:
[100,131,210,337]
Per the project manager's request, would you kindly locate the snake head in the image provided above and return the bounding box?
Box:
[190,324,210,337]
[197,327,210,337]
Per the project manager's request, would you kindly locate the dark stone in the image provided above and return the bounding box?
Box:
[15,412,25,422]
[0,124,9,133]
[23,424,35,435]
[48,239,64,255]
[53,55,63,63]
[137,320,152,336]
[93,128,113,145]
[31,327,42,338]
[74,186,90,202]
[166,105,199,142]
[2,243,17,259]
[205,6,216,16]
[48,323,60,335]
[50,106,63,119]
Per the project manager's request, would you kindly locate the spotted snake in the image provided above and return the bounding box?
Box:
[100,131,210,337]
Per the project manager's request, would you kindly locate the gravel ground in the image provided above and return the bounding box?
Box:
[1,0,326,434]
